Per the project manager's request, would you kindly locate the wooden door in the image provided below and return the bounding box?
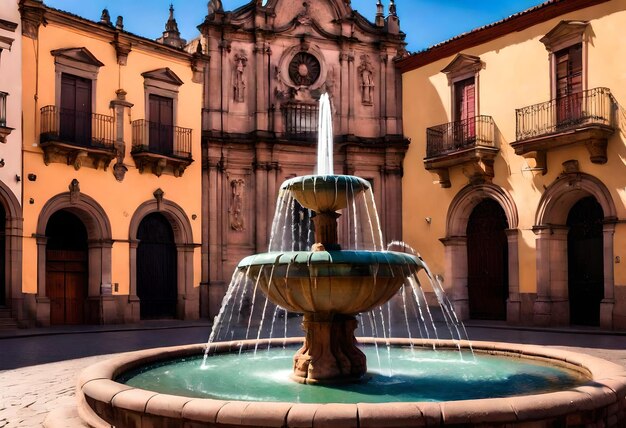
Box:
[0,204,5,307]
[45,210,88,325]
[137,213,177,319]
[46,250,87,325]
[555,44,583,126]
[60,73,92,146]
[467,199,508,320]
[567,197,604,326]
[454,77,476,144]
[148,95,174,155]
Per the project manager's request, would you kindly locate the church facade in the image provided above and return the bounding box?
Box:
[196,0,409,316]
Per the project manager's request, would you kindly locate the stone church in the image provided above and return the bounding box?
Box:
[194,0,409,316]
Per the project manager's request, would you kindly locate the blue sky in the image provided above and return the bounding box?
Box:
[45,0,546,52]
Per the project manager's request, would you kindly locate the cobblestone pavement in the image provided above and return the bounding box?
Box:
[1,322,626,427]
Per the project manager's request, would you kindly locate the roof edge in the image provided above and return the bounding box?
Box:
[396,0,611,73]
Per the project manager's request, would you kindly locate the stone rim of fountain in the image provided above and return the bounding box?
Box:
[78,338,626,428]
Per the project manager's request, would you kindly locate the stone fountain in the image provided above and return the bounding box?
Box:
[238,174,421,384]
[77,93,626,428]
[238,93,421,383]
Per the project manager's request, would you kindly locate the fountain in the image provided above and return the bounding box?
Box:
[77,94,626,427]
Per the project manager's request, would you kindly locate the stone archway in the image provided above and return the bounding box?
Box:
[0,182,23,322]
[36,191,113,326]
[442,183,520,322]
[129,196,197,321]
[533,172,617,328]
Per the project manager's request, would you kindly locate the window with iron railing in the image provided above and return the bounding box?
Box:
[426,115,495,158]
[515,87,615,141]
[131,119,192,159]
[39,105,115,148]
[283,103,319,137]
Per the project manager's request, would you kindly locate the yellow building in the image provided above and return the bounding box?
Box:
[399,0,626,329]
[18,0,204,325]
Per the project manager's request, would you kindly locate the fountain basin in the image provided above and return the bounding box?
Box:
[78,339,626,428]
[238,250,421,314]
[281,174,371,212]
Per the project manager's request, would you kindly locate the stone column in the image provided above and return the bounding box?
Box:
[440,236,469,321]
[254,144,269,252]
[254,41,269,131]
[549,227,569,326]
[600,222,616,329]
[533,227,552,326]
[207,143,225,317]
[35,234,50,326]
[127,239,140,322]
[109,90,133,181]
[505,229,521,324]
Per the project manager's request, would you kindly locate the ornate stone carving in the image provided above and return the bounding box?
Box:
[208,0,223,15]
[233,52,247,103]
[289,52,320,87]
[153,188,164,210]
[69,179,80,204]
[230,179,245,231]
[358,54,374,105]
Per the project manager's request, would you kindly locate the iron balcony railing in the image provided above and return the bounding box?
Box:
[516,87,615,142]
[283,103,319,137]
[0,92,7,128]
[40,105,115,149]
[131,119,192,159]
[426,115,495,158]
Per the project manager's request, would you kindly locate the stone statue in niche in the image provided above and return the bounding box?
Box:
[233,52,247,103]
[358,54,374,105]
[230,179,245,231]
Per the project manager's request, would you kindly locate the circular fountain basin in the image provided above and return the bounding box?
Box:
[237,250,421,314]
[281,174,371,212]
[78,339,626,428]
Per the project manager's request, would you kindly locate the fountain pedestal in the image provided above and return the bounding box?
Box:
[293,313,366,384]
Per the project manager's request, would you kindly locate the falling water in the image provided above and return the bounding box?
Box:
[317,93,333,175]
[204,92,473,366]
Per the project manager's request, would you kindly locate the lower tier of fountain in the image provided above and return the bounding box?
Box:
[78,338,626,428]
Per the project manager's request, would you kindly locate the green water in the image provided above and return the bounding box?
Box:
[118,346,587,403]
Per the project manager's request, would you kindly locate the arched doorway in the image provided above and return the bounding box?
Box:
[137,212,177,319]
[0,204,5,307]
[466,199,509,320]
[45,210,88,325]
[567,196,604,326]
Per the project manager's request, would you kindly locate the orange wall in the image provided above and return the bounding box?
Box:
[401,2,626,294]
[21,18,203,295]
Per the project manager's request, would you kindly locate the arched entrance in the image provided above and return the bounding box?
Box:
[45,210,88,325]
[137,212,177,319]
[467,199,509,320]
[534,172,616,328]
[567,196,604,326]
[442,184,519,323]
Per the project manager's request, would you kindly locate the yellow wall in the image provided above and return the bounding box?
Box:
[21,17,203,295]
[402,2,626,293]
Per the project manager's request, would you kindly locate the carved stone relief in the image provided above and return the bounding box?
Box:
[358,54,374,105]
[233,52,247,103]
[230,179,245,231]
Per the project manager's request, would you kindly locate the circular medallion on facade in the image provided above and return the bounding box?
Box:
[288,52,321,87]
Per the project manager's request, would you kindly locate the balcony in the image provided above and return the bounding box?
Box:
[0,91,14,143]
[283,103,318,139]
[424,115,497,188]
[131,119,193,177]
[512,87,615,174]
[39,105,116,170]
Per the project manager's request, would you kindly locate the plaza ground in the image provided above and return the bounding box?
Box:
[1,321,626,427]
